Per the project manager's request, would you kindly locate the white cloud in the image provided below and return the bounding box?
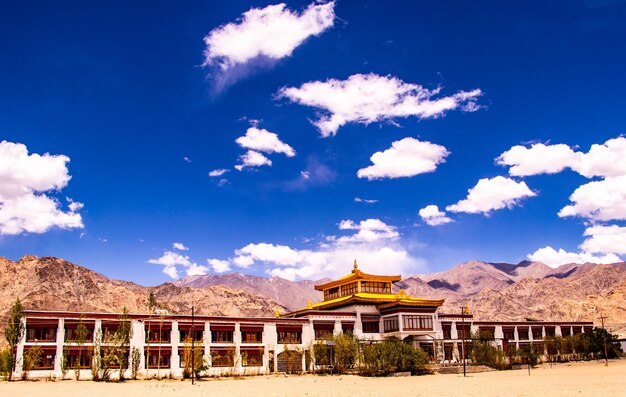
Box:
[206,218,424,281]
[217,178,230,187]
[496,143,577,177]
[208,259,232,273]
[419,205,453,226]
[236,127,295,157]
[580,224,626,255]
[357,137,449,180]
[334,218,399,244]
[203,1,335,69]
[278,73,482,137]
[173,242,189,251]
[162,265,179,279]
[558,176,626,221]
[235,150,272,171]
[209,168,229,177]
[186,263,210,277]
[0,140,83,235]
[446,176,536,214]
[183,156,192,163]
[498,137,626,179]
[354,197,378,204]
[573,137,626,178]
[527,246,620,268]
[234,243,304,267]
[148,251,192,267]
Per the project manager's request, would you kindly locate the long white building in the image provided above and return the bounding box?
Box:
[13,263,593,379]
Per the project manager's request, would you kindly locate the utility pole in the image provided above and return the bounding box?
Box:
[191,305,195,384]
[460,306,467,377]
[600,315,608,367]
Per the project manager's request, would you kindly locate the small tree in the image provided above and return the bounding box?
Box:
[470,331,507,370]
[182,336,207,379]
[74,316,89,380]
[4,298,25,381]
[0,347,12,380]
[130,347,141,380]
[312,342,330,372]
[22,345,42,380]
[332,332,359,373]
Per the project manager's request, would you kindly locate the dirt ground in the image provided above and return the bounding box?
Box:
[1,360,625,397]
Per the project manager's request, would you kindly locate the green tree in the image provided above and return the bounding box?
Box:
[0,347,12,380]
[469,331,507,370]
[74,316,89,380]
[22,345,42,380]
[359,337,430,376]
[4,298,25,381]
[130,347,141,380]
[331,332,359,373]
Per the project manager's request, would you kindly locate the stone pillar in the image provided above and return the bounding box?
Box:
[54,318,65,375]
[234,323,242,373]
[451,322,459,339]
[14,317,26,379]
[333,320,342,335]
[171,320,180,371]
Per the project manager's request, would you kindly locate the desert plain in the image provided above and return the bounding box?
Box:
[1,360,624,397]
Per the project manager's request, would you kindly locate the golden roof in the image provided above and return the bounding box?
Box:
[314,260,401,291]
[285,292,444,316]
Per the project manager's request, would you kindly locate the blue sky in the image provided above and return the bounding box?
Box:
[1,1,626,285]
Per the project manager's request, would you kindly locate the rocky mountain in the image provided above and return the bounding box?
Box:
[3,255,626,342]
[0,255,286,346]
[175,273,328,311]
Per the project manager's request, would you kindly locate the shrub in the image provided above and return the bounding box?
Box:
[359,337,430,376]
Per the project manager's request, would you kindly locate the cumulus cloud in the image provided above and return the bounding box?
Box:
[236,127,296,157]
[208,218,424,281]
[278,73,482,137]
[173,242,188,251]
[497,137,626,178]
[496,143,577,177]
[334,219,399,244]
[419,205,453,226]
[0,140,83,235]
[558,176,626,221]
[527,246,620,268]
[357,137,450,180]
[203,1,335,90]
[235,150,272,171]
[446,176,536,214]
[209,168,229,177]
[208,258,232,273]
[186,263,210,276]
[148,250,193,279]
[580,224,626,255]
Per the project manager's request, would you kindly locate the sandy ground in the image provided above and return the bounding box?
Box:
[1,360,625,397]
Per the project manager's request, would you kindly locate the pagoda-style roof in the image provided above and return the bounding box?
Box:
[314,262,401,291]
[284,291,444,317]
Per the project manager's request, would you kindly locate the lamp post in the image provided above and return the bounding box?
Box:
[460,306,468,377]
[600,315,608,367]
[191,305,195,384]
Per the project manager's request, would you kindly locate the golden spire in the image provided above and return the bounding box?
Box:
[274,307,281,318]
[352,259,358,273]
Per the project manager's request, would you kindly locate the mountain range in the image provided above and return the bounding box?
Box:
[1,255,625,344]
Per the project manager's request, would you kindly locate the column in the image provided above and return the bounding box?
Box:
[234,323,242,373]
[333,320,342,335]
[170,320,180,372]
[54,318,65,375]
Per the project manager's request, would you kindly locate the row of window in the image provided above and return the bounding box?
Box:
[323,282,392,300]
[382,315,433,333]
[441,324,588,340]
[23,348,265,370]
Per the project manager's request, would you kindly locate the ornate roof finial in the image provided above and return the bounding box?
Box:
[307,299,313,309]
[274,307,281,318]
[353,259,358,272]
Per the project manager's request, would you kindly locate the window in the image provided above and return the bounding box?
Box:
[241,330,263,343]
[277,331,302,344]
[362,321,379,333]
[342,322,354,334]
[180,329,203,343]
[572,326,582,335]
[145,351,170,369]
[456,323,470,339]
[517,327,529,340]
[478,327,495,340]
[442,323,452,339]
[65,327,94,342]
[314,324,333,340]
[145,328,171,343]
[26,327,57,342]
[179,347,204,368]
[561,326,571,337]
[340,282,358,296]
[24,348,56,369]
[324,287,340,300]
[545,327,555,337]
[211,349,235,367]
[503,327,515,340]
[65,349,93,369]
[532,327,542,339]
[383,316,399,333]
[403,315,433,331]
[242,348,264,367]
[360,281,391,294]
[444,343,454,360]
[211,330,233,343]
